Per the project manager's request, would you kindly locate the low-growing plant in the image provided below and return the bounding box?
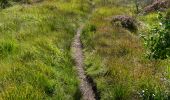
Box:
[0,40,17,58]
[111,15,138,32]
[142,13,170,59]
[143,0,169,14]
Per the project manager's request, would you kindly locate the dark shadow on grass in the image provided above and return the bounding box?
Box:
[86,75,101,100]
[73,87,82,100]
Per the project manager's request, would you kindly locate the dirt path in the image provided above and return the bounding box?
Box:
[71,21,96,100]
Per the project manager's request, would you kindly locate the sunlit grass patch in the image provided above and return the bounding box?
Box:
[81,3,169,99]
[0,0,90,99]
[138,13,159,28]
[96,6,132,17]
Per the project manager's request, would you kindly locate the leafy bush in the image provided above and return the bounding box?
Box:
[111,15,138,32]
[143,13,170,59]
[144,0,169,14]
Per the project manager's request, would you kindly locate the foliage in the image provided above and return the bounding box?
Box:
[111,15,138,32]
[143,0,169,14]
[0,0,9,8]
[143,13,170,59]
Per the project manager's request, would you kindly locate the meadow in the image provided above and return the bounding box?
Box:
[0,0,169,100]
[0,0,91,99]
[81,0,170,100]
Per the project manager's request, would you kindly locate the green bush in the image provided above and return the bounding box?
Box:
[143,13,170,59]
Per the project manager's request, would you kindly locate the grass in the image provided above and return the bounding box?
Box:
[81,1,170,100]
[0,0,92,99]
[0,0,169,99]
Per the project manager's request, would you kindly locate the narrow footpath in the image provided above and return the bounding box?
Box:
[71,20,96,100]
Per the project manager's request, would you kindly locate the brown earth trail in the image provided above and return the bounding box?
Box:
[71,12,99,99]
[71,23,96,100]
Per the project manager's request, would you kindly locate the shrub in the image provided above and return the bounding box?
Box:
[111,15,138,32]
[142,13,170,59]
[144,0,169,14]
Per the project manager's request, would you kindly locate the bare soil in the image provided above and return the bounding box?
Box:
[71,24,96,100]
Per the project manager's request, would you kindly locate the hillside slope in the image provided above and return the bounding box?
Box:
[81,0,170,100]
[0,0,169,100]
[0,0,91,99]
